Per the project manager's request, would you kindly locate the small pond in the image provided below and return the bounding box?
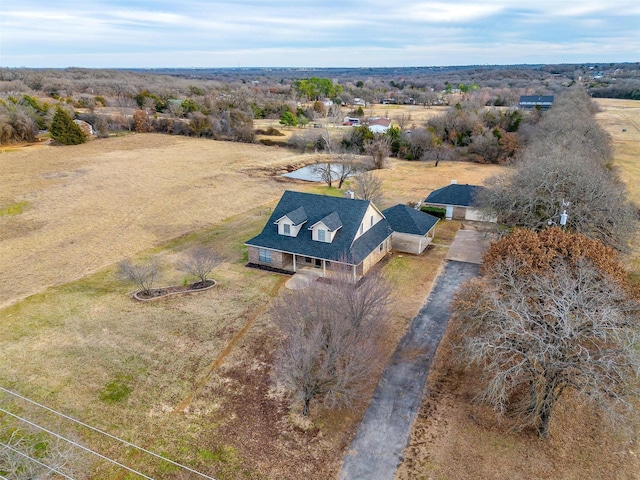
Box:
[282,164,356,182]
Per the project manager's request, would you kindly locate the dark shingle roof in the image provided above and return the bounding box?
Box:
[279,206,307,226]
[314,211,342,231]
[519,95,554,109]
[246,191,392,265]
[424,184,485,207]
[382,204,439,235]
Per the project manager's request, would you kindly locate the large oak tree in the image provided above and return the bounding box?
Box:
[452,228,640,437]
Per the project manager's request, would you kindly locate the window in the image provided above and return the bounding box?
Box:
[318,229,326,242]
[370,215,374,226]
[258,249,271,264]
[359,223,364,235]
[283,223,290,235]
[379,242,384,252]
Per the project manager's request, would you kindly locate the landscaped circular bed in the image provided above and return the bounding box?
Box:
[132,279,216,301]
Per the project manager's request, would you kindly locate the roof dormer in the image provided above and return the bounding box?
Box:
[275,206,307,237]
[309,211,342,243]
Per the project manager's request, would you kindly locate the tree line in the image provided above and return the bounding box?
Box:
[452,88,640,438]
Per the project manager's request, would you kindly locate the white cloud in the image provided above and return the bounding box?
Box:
[1,0,638,67]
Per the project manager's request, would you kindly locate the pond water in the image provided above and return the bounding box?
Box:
[282,164,355,182]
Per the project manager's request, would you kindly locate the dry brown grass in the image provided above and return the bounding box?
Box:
[595,99,640,206]
[0,134,310,309]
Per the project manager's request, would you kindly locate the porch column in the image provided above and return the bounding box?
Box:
[293,254,297,272]
[352,265,356,283]
[322,260,326,276]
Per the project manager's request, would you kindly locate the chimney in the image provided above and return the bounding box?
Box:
[450,179,457,184]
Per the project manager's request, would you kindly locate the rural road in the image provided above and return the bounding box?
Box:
[339,227,488,480]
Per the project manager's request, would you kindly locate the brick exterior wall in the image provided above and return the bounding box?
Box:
[248,247,289,269]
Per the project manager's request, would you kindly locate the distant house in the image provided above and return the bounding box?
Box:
[367,117,392,134]
[353,98,367,106]
[423,181,490,221]
[245,191,393,279]
[382,204,439,254]
[343,116,361,126]
[519,95,554,110]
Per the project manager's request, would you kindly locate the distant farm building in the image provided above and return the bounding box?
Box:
[519,95,554,110]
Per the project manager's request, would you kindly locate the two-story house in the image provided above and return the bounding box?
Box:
[245,191,393,279]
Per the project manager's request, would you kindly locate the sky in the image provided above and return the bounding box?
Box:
[1,0,639,68]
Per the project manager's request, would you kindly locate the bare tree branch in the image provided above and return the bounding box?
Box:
[177,247,222,286]
[117,259,160,296]
[271,269,391,415]
[452,229,640,438]
[353,170,383,204]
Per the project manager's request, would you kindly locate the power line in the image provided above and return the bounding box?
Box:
[0,440,76,480]
[0,387,216,480]
[0,407,154,480]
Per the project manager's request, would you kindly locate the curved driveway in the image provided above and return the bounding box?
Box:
[339,227,489,479]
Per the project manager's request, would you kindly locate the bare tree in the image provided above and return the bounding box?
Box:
[404,127,435,160]
[425,143,453,167]
[177,247,221,286]
[478,88,637,252]
[314,129,363,188]
[354,170,383,204]
[117,259,160,296]
[272,269,390,416]
[334,152,365,189]
[364,135,391,169]
[452,228,640,438]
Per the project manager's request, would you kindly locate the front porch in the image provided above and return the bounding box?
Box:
[281,253,363,282]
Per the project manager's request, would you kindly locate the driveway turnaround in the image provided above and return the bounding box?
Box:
[339,260,480,480]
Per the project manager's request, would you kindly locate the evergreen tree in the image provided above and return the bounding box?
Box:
[50,107,86,145]
[279,110,297,127]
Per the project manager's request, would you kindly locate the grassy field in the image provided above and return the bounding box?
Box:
[1,99,638,479]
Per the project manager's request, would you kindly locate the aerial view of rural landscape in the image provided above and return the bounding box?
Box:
[1,1,640,479]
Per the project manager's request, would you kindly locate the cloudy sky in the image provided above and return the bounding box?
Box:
[1,1,639,68]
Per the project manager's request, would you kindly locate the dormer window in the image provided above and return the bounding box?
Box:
[359,223,364,235]
[310,211,342,243]
[275,206,307,237]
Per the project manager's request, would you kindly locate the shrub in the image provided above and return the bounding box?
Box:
[420,206,446,219]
